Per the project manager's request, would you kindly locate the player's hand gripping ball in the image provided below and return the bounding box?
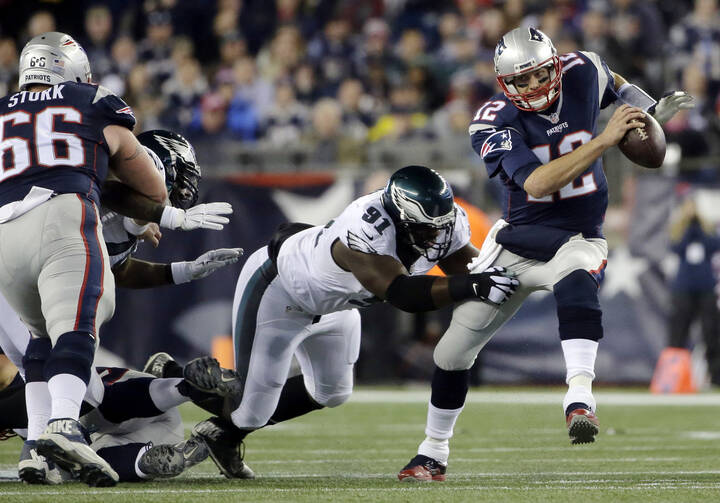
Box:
[618,113,666,169]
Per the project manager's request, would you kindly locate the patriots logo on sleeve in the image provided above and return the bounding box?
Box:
[116,106,134,116]
[480,130,513,159]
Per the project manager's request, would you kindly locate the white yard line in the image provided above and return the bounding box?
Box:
[349,389,720,405]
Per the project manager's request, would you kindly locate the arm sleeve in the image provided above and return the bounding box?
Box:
[471,127,542,186]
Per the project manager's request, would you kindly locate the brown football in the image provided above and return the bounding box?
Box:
[618,113,666,169]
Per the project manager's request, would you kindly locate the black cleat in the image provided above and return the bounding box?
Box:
[183,357,243,397]
[143,352,175,378]
[18,440,64,485]
[37,418,118,487]
[192,418,254,479]
[398,454,447,482]
[566,404,600,445]
[137,443,186,479]
[175,435,210,470]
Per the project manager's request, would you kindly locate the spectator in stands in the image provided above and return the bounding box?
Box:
[188,91,231,140]
[368,83,432,143]
[225,56,272,140]
[308,16,355,96]
[81,5,115,80]
[303,98,364,164]
[293,62,321,105]
[215,31,248,77]
[256,25,305,82]
[161,57,208,132]
[337,78,372,139]
[138,9,176,87]
[670,0,720,96]
[26,11,56,39]
[262,80,309,147]
[0,38,18,97]
[104,36,138,94]
[667,197,720,385]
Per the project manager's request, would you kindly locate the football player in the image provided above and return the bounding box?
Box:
[0,348,213,483]
[396,27,694,481]
[179,165,520,477]
[0,31,167,487]
[0,128,241,483]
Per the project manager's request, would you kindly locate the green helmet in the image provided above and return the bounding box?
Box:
[381,165,456,261]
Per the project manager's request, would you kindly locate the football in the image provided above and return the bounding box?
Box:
[618,113,666,169]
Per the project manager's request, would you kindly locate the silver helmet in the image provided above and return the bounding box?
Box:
[18,32,91,90]
[494,27,562,112]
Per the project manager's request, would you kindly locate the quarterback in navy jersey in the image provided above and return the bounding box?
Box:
[398,27,694,482]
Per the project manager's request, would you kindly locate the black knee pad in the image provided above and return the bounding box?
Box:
[554,270,603,342]
[44,331,96,384]
[22,337,52,383]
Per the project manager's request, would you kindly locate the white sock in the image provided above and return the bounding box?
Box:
[561,339,598,413]
[135,443,152,479]
[561,339,598,383]
[424,402,464,439]
[418,437,449,464]
[149,378,187,411]
[47,374,87,420]
[25,381,51,441]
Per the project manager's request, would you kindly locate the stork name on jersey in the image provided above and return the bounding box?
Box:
[6,85,65,108]
[546,121,569,136]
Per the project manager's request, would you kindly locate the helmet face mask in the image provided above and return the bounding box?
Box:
[136,130,201,210]
[494,27,563,112]
[381,165,456,262]
[18,32,92,90]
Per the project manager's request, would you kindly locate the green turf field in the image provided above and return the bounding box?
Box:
[2,387,719,502]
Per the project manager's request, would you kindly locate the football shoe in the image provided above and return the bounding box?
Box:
[36,418,118,487]
[18,440,64,485]
[183,356,243,397]
[137,443,186,479]
[175,435,210,469]
[143,352,175,378]
[192,417,255,479]
[397,454,447,482]
[566,406,599,445]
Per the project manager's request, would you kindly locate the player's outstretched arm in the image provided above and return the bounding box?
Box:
[331,241,518,312]
[523,105,645,198]
[112,248,243,288]
[612,72,694,124]
[102,181,233,231]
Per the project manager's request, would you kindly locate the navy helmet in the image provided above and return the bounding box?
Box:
[381,165,456,261]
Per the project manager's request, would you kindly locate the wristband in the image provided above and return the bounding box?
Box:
[170,261,192,284]
[160,206,184,229]
[122,217,151,236]
[385,274,437,313]
[164,264,175,285]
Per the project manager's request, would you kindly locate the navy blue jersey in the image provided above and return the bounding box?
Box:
[0,83,135,207]
[470,51,618,238]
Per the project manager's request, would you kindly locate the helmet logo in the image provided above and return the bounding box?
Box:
[529,27,544,42]
[496,38,507,57]
[153,134,196,166]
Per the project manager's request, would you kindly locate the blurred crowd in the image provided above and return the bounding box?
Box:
[1,0,719,169]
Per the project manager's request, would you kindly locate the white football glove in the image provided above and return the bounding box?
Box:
[160,202,233,231]
[171,248,244,284]
[651,91,695,124]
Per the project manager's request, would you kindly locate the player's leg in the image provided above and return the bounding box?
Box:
[0,204,66,484]
[399,249,540,482]
[35,195,118,486]
[549,237,608,444]
[189,247,311,478]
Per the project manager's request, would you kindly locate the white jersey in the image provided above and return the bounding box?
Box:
[275,190,471,315]
[100,146,165,269]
